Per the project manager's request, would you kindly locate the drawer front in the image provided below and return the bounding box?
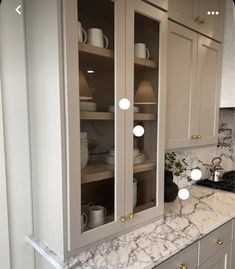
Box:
[199,221,232,265]
[199,243,231,269]
[156,242,198,269]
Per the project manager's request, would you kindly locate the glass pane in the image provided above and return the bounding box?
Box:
[78,0,115,232]
[133,12,159,214]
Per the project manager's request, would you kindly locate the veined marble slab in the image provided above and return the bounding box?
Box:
[26,186,235,269]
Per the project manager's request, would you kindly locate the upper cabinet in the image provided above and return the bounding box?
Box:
[168,0,225,42]
[25,0,167,259]
[166,21,221,150]
[143,0,168,11]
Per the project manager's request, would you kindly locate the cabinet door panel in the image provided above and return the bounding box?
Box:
[199,243,231,269]
[67,0,125,251]
[166,22,197,149]
[168,0,198,30]
[195,35,221,146]
[125,0,167,228]
[198,0,225,42]
[144,0,168,10]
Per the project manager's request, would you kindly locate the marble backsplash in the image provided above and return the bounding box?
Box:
[169,109,235,188]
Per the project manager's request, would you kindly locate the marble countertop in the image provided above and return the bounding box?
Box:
[26,186,235,269]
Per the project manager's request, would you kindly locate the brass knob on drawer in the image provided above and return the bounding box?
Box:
[179,264,188,269]
[128,213,135,219]
[197,135,202,139]
[194,16,202,23]
[199,18,206,24]
[216,239,224,245]
[120,216,126,222]
[191,134,197,140]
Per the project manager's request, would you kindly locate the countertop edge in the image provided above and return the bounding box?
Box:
[26,215,235,269]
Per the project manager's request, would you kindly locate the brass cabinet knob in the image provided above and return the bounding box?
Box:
[120,216,126,222]
[197,135,202,139]
[179,264,188,269]
[199,18,206,24]
[194,16,202,23]
[191,134,197,140]
[216,239,224,245]
[128,213,135,219]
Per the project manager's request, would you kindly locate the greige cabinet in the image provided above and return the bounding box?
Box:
[168,0,225,42]
[199,244,232,269]
[144,0,168,10]
[166,21,221,150]
[25,0,167,260]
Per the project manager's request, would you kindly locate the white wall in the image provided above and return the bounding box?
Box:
[0,0,35,268]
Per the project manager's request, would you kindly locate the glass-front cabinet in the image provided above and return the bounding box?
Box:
[67,0,167,251]
[25,0,167,260]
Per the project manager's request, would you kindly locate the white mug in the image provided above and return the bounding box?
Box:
[88,205,107,228]
[81,212,88,232]
[78,21,87,43]
[87,28,109,48]
[134,43,150,59]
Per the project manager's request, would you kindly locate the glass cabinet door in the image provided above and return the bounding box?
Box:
[125,0,167,227]
[76,0,125,248]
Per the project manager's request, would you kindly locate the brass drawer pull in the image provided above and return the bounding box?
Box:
[197,135,202,139]
[120,216,126,222]
[128,213,135,219]
[179,264,188,269]
[216,239,224,245]
[191,134,197,140]
[199,18,206,24]
[194,16,202,23]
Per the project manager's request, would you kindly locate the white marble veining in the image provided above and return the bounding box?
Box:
[27,186,235,269]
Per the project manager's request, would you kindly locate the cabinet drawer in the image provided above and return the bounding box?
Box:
[199,243,231,269]
[199,221,232,265]
[156,242,198,269]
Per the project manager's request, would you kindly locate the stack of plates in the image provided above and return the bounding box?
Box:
[104,148,145,165]
[80,101,97,112]
[108,105,139,113]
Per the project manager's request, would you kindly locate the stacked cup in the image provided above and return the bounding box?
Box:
[80,132,89,169]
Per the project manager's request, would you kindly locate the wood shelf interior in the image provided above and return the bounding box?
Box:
[81,157,156,184]
[79,43,157,70]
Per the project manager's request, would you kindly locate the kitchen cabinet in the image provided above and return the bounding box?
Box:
[199,244,232,269]
[166,21,221,149]
[143,0,168,11]
[168,0,225,42]
[25,0,167,259]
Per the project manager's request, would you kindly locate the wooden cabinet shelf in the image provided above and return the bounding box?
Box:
[80,111,156,121]
[79,43,157,70]
[81,158,156,184]
[134,57,158,70]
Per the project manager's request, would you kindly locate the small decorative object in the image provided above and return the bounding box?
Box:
[164,152,190,202]
[134,81,156,104]
[79,71,93,100]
